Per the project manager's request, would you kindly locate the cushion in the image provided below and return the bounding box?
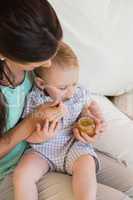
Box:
[91,94,133,167]
[0,173,74,200]
[39,173,129,200]
[38,173,73,200]
[0,173,129,200]
[112,91,133,120]
[50,0,133,96]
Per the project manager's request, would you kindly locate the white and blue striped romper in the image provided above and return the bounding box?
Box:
[22,85,99,174]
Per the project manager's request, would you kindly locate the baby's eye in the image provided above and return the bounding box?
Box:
[73,83,77,87]
[59,86,67,90]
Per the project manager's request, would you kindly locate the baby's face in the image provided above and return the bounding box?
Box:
[36,66,79,101]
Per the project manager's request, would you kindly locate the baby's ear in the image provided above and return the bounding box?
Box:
[35,77,45,90]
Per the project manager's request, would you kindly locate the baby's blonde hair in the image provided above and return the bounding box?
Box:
[34,42,79,77]
[52,42,79,68]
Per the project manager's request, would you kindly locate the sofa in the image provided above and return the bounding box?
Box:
[48,0,133,167]
[1,0,133,199]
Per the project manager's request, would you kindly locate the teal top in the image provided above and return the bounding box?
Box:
[0,72,32,181]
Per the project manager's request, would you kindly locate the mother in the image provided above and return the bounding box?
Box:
[0,0,132,200]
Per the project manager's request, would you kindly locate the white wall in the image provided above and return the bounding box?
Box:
[50,0,133,96]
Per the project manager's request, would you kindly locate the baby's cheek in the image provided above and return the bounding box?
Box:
[66,90,75,99]
[50,89,63,101]
[60,90,67,100]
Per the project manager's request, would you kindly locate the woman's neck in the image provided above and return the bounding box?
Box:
[1,60,25,87]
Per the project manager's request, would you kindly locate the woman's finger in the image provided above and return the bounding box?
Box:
[53,122,60,136]
[49,120,57,133]
[48,112,62,122]
[54,122,60,131]
[43,119,49,132]
[36,123,41,132]
[59,102,68,114]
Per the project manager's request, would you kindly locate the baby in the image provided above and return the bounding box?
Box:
[13,42,104,200]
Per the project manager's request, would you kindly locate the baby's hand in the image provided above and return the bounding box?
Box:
[81,101,106,135]
[73,101,106,143]
[73,127,98,144]
[26,119,59,143]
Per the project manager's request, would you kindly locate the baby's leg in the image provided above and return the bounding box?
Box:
[65,141,98,200]
[13,151,49,200]
[72,155,97,200]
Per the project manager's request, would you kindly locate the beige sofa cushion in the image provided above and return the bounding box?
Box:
[92,94,133,167]
[112,91,133,120]
[0,173,74,200]
[0,172,130,200]
[38,173,73,200]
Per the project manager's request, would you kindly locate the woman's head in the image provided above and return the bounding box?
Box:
[0,0,63,135]
[0,0,62,69]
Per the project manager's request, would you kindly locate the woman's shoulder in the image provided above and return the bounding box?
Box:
[0,72,32,94]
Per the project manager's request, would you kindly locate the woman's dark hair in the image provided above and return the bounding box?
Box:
[0,0,63,135]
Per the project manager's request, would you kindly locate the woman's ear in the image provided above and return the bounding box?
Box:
[35,77,45,90]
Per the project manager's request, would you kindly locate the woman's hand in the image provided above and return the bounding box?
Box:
[30,101,67,123]
[73,101,106,143]
[26,119,59,143]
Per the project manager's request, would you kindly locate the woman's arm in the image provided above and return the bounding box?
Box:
[0,102,66,158]
[0,116,34,159]
[0,102,48,158]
